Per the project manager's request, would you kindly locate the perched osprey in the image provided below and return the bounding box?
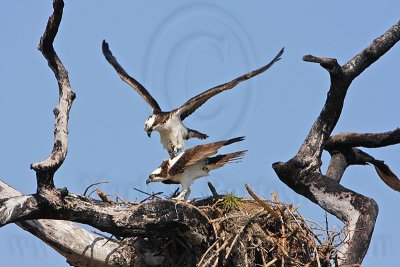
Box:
[146,136,246,200]
[103,40,283,157]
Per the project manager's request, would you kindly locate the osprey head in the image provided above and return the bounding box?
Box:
[144,114,156,137]
[146,173,156,185]
[146,160,169,184]
[146,167,163,185]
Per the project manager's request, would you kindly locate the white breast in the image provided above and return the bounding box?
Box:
[157,115,188,152]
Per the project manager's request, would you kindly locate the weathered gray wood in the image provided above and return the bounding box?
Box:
[0,181,133,266]
[326,129,400,150]
[273,21,400,265]
[30,0,75,196]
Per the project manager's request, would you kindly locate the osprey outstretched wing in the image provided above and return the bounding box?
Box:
[103,40,282,157]
[102,41,161,112]
[175,48,284,121]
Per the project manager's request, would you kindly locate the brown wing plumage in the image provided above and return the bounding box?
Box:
[358,150,400,192]
[175,48,284,120]
[372,161,400,192]
[102,40,162,112]
[207,150,247,167]
[168,137,245,176]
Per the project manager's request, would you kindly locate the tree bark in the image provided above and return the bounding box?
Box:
[0,181,135,267]
[273,21,400,265]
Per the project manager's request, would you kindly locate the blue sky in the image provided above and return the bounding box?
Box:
[0,1,399,266]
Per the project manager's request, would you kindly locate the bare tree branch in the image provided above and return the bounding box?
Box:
[30,0,75,194]
[302,55,342,74]
[326,128,400,150]
[343,21,400,79]
[273,21,400,265]
[0,190,211,250]
[0,181,133,267]
[325,152,348,182]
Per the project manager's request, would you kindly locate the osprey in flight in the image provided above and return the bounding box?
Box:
[147,137,246,200]
[103,40,283,157]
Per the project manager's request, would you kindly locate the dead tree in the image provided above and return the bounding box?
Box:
[0,1,399,266]
[272,24,400,265]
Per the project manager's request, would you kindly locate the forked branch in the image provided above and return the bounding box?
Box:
[273,21,400,265]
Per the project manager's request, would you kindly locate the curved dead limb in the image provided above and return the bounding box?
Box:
[30,0,75,195]
[273,21,400,265]
[0,181,134,266]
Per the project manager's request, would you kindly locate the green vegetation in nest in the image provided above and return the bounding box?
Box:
[222,193,242,210]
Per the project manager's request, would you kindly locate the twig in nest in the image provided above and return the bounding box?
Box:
[210,214,248,223]
[334,254,339,267]
[315,246,322,267]
[96,189,112,203]
[243,242,249,267]
[286,207,304,231]
[324,212,330,237]
[225,211,266,260]
[133,187,163,198]
[140,192,164,203]
[245,184,280,220]
[92,230,122,241]
[211,198,224,209]
[83,181,108,196]
[197,238,220,266]
[133,187,163,202]
[210,218,220,266]
[114,193,129,205]
[87,189,97,198]
[265,257,278,267]
[199,239,230,267]
[102,234,116,247]
[207,181,219,198]
[211,258,219,267]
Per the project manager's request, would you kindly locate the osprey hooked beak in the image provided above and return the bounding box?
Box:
[144,125,153,138]
[146,174,155,185]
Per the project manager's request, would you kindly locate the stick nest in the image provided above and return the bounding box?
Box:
[95,184,344,267]
[192,185,343,267]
